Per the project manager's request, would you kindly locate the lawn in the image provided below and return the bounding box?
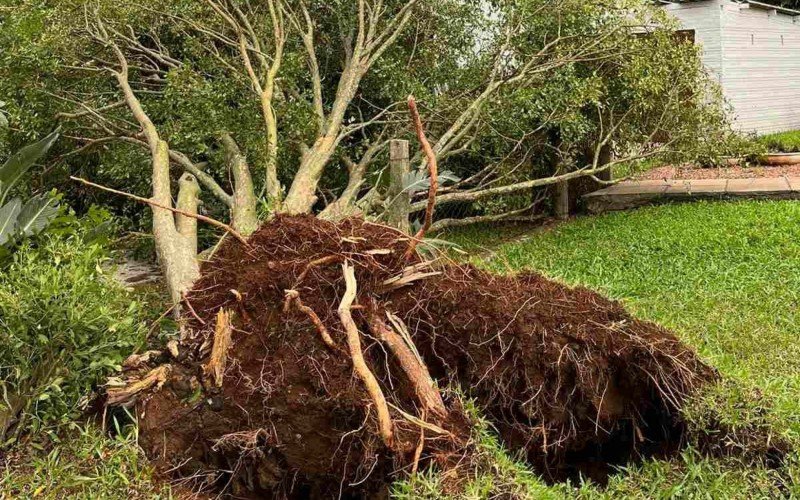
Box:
[438,199,800,498]
[757,130,800,153]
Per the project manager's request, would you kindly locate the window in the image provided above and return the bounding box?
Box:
[674,29,696,44]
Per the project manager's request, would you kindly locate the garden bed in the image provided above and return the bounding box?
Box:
[638,164,800,180]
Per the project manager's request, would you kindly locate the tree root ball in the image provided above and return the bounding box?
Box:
[130,215,715,497]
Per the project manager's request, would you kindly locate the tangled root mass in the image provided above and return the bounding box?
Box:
[128,215,714,497]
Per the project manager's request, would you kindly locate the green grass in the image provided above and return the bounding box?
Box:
[757,130,800,153]
[427,200,800,498]
[0,423,170,499]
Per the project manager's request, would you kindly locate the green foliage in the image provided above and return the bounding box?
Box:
[0,0,736,227]
[440,200,800,497]
[0,213,146,443]
[0,422,170,499]
[757,130,800,153]
[0,131,60,248]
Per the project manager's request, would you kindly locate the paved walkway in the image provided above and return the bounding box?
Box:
[584,177,800,213]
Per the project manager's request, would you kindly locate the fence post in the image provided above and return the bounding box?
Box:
[554,180,569,220]
[386,139,411,233]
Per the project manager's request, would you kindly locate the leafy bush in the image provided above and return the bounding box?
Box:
[0,214,146,444]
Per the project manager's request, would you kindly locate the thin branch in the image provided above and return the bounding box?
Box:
[70,176,249,247]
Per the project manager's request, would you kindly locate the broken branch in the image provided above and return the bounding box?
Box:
[404,95,438,260]
[70,176,250,247]
[107,365,171,406]
[203,309,233,388]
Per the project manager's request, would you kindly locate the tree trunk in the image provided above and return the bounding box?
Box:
[221,134,259,235]
[318,162,365,220]
[596,144,613,182]
[175,173,201,255]
[261,90,283,206]
[152,141,199,304]
[282,63,365,215]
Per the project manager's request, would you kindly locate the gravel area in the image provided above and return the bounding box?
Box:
[638,164,800,180]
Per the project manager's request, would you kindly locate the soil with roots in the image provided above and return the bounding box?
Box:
[124,215,716,498]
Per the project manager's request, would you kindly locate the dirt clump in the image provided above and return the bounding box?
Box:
[115,215,714,497]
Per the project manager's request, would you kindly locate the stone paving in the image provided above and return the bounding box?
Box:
[584,177,800,213]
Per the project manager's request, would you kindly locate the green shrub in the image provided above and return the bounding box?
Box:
[0,217,146,444]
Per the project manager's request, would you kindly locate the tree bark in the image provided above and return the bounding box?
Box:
[151,141,200,304]
[220,133,259,235]
[175,173,201,255]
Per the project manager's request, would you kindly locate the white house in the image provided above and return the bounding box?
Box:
[660,0,800,135]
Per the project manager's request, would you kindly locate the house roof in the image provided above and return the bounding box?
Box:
[658,0,800,17]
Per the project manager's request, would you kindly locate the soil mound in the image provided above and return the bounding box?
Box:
[121,215,714,497]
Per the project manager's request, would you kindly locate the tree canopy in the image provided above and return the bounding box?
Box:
[0,0,741,270]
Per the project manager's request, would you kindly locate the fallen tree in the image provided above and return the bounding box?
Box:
[108,214,716,496]
[1,3,752,495]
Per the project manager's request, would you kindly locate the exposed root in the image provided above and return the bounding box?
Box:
[202,309,232,388]
[411,410,427,475]
[182,292,206,326]
[294,254,344,287]
[404,95,438,260]
[107,365,170,406]
[367,309,446,418]
[339,262,394,448]
[284,289,340,352]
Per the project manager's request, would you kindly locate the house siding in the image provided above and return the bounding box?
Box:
[663,0,724,79]
[664,0,800,135]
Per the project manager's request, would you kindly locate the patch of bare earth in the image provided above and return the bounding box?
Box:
[639,164,800,180]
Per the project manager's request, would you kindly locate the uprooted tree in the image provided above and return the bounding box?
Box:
[0,0,753,495]
[108,213,717,496]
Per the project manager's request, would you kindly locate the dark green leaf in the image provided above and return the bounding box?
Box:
[17,194,59,237]
[0,130,59,199]
[0,198,22,246]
